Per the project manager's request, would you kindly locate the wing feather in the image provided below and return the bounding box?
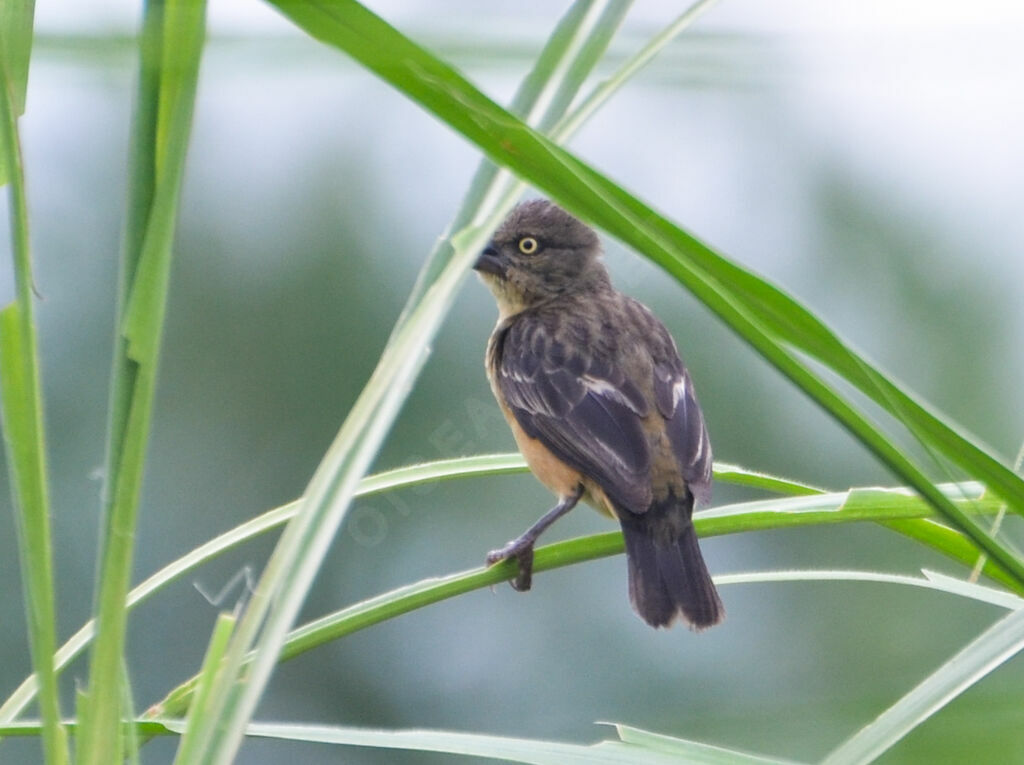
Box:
[497,320,651,514]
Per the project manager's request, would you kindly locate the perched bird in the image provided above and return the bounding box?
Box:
[474,199,723,629]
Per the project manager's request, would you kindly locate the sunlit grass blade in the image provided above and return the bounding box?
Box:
[147,485,1011,721]
[613,723,798,764]
[172,614,236,765]
[157,719,801,765]
[395,0,632,318]
[0,44,69,765]
[265,0,1024,581]
[121,658,142,765]
[0,0,35,184]
[711,462,824,496]
[1,717,797,763]
[821,606,1024,765]
[882,518,1022,592]
[0,454,531,726]
[182,5,640,762]
[0,454,818,729]
[0,453,1009,728]
[78,2,208,763]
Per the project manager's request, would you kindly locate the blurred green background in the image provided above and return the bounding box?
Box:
[2,2,1023,763]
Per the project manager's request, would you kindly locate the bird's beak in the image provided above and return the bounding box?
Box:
[473,244,505,278]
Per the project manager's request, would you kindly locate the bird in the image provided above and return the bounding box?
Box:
[473,199,723,630]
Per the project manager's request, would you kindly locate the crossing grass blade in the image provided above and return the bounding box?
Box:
[146,478,1013,722]
[822,606,1024,765]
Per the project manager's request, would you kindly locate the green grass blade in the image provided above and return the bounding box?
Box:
[0,454,530,726]
[0,452,1007,729]
[265,0,1024,578]
[0,43,69,765]
[613,723,797,764]
[0,0,35,184]
[172,614,236,765]
[121,658,142,765]
[0,454,820,732]
[821,606,1024,765]
[713,569,1023,611]
[711,462,825,496]
[182,6,636,762]
[555,0,721,139]
[882,518,1022,592]
[78,2,208,763]
[0,720,175,739]
[0,717,797,764]
[159,719,799,765]
[394,0,631,319]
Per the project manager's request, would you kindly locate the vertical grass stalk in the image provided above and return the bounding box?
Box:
[0,42,70,765]
[78,2,208,763]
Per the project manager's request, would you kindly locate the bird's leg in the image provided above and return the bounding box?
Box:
[487,485,584,592]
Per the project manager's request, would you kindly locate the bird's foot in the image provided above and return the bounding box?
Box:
[486,538,535,591]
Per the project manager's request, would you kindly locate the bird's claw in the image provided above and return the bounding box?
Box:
[486,540,535,591]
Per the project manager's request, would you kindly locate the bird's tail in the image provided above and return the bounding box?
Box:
[619,491,724,630]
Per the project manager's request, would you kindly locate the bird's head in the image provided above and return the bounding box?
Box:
[474,200,609,317]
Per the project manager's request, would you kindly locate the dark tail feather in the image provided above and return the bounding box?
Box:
[620,498,724,630]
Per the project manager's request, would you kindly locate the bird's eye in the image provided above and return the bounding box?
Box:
[518,236,539,255]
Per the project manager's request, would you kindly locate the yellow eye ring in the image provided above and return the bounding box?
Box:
[518,236,539,254]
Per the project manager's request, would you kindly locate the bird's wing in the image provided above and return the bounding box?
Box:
[496,319,653,514]
[651,330,713,505]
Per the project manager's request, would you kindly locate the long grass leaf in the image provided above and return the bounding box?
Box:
[0,452,1008,729]
[266,0,1024,581]
[172,614,236,765]
[395,0,632,318]
[822,606,1024,765]
[613,723,798,764]
[882,518,1022,591]
[0,42,69,765]
[0,718,796,764]
[78,2,208,763]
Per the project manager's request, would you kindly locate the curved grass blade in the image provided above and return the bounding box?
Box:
[1,718,797,764]
[78,2,208,763]
[149,501,1013,723]
[0,456,529,728]
[265,0,1024,580]
[712,462,825,496]
[0,453,1008,729]
[882,517,1023,592]
[197,720,799,764]
[0,41,69,765]
[822,606,1024,765]
[0,0,34,184]
[612,723,798,764]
